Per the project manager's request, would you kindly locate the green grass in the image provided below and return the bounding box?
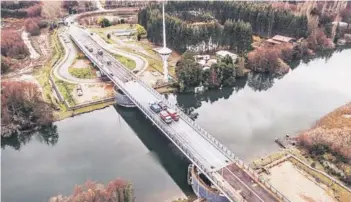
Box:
[54,101,115,120]
[69,67,96,79]
[54,79,76,106]
[114,54,136,70]
[34,29,64,109]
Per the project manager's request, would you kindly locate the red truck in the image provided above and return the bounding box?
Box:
[166,108,179,121]
[160,110,172,124]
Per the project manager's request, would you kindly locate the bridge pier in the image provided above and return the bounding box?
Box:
[188,164,231,202]
[113,85,136,108]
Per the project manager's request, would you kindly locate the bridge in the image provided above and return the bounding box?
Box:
[68,25,289,202]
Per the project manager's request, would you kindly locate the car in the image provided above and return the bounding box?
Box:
[149,102,161,113]
[166,108,179,121]
[158,101,167,110]
[77,89,83,96]
[90,32,93,35]
[160,111,172,124]
[107,61,111,65]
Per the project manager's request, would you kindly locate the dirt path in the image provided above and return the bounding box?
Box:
[22,31,40,59]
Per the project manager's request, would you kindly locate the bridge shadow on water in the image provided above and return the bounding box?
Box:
[113,105,194,197]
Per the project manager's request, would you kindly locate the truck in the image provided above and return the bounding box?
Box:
[166,108,179,121]
[160,111,172,124]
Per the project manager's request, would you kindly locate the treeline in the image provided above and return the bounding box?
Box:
[164,1,308,38]
[1,81,54,137]
[24,18,48,36]
[176,53,237,91]
[138,8,253,53]
[1,1,42,18]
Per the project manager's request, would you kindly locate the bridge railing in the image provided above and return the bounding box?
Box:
[71,30,289,202]
[120,85,246,202]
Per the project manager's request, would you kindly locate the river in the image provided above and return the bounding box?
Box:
[2,48,351,202]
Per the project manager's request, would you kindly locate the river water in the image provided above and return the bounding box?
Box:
[2,49,351,202]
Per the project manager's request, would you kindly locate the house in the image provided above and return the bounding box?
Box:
[266,35,296,45]
[216,50,238,62]
[194,55,210,61]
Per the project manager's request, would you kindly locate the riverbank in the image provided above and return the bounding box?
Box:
[250,102,351,202]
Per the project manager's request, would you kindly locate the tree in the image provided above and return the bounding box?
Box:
[98,17,111,28]
[24,18,40,36]
[135,24,146,41]
[1,29,29,59]
[1,81,54,137]
[50,179,134,202]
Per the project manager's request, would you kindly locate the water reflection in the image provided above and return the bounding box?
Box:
[247,72,279,92]
[114,106,193,196]
[1,124,58,151]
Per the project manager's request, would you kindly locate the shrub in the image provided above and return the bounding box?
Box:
[1,29,29,59]
[98,17,111,28]
[24,18,40,36]
[38,20,49,28]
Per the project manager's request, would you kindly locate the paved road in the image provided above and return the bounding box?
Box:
[89,31,148,75]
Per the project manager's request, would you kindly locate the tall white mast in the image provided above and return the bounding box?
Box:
[156,0,172,82]
[162,1,166,48]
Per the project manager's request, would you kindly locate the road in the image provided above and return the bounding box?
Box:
[53,28,100,84]
[89,32,148,75]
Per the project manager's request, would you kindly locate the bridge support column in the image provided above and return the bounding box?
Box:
[189,164,231,202]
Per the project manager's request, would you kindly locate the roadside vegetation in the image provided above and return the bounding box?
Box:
[69,67,96,79]
[34,29,62,107]
[298,102,351,186]
[114,54,136,70]
[54,80,76,106]
[50,179,133,202]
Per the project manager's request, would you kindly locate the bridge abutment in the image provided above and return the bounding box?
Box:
[113,85,136,108]
[188,164,231,202]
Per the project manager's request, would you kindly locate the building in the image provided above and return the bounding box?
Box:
[266,35,296,45]
[215,50,238,62]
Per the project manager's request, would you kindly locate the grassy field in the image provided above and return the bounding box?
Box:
[54,78,76,106]
[54,101,115,121]
[34,29,63,109]
[114,54,136,70]
[68,67,96,79]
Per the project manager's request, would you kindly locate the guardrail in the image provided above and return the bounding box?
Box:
[71,28,290,202]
